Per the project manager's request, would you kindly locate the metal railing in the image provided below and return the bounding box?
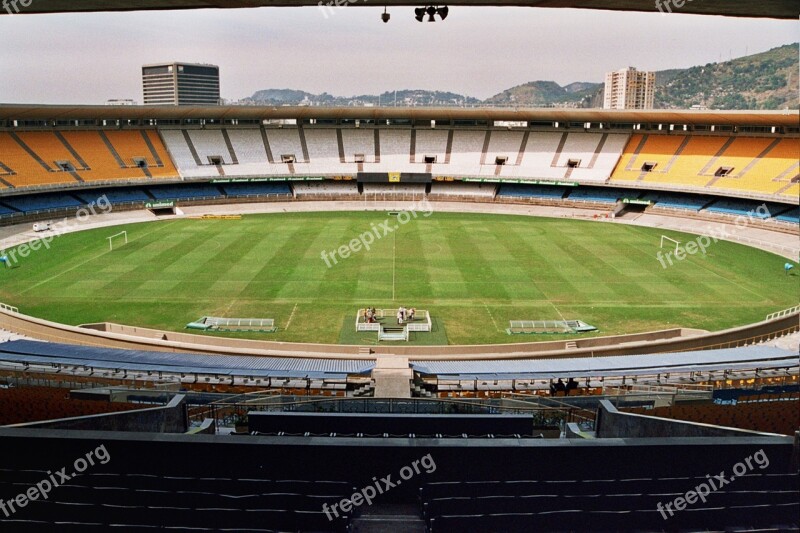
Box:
[766,305,800,321]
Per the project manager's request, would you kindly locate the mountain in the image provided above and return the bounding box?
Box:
[653,43,798,110]
[241,43,798,110]
[249,89,317,103]
[484,81,601,108]
[242,89,480,107]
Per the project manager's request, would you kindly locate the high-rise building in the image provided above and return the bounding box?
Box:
[105,99,137,106]
[603,67,655,110]
[142,63,220,106]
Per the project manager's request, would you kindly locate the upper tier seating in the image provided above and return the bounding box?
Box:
[377,129,412,171]
[104,130,178,179]
[446,130,485,175]
[341,128,376,163]
[159,129,219,179]
[495,132,629,182]
[158,127,621,179]
[303,128,345,175]
[414,129,449,165]
[611,134,799,198]
[3,128,795,203]
[0,132,85,188]
[187,130,234,165]
[0,131,178,189]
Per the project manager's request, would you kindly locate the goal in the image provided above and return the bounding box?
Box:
[660,235,681,254]
[107,231,128,251]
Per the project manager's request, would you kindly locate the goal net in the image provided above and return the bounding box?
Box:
[107,231,128,251]
[660,235,681,253]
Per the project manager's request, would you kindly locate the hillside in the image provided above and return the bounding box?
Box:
[654,43,798,110]
[241,43,798,110]
[484,80,601,108]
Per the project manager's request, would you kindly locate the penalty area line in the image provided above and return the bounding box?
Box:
[483,303,502,332]
[19,221,177,295]
[284,303,299,331]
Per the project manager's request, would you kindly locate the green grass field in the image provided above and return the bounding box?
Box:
[0,211,797,345]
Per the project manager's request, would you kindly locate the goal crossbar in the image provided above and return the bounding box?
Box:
[107,231,128,251]
[660,235,681,251]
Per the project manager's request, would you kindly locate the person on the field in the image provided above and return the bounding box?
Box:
[397,308,403,325]
[408,308,415,321]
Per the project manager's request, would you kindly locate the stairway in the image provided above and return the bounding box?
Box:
[351,503,426,533]
[412,384,433,398]
[379,325,407,342]
[351,383,375,397]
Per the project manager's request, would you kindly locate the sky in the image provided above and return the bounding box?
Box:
[0,7,797,104]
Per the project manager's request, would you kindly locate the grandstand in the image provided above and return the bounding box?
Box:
[611,133,800,199]
[0,130,179,188]
[0,91,798,533]
[1,0,799,526]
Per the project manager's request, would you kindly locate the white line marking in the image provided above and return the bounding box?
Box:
[483,303,502,332]
[284,303,299,330]
[20,221,176,295]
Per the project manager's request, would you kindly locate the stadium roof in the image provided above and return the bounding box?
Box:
[0,340,375,379]
[2,0,797,19]
[0,340,796,381]
[2,104,798,128]
[412,346,800,380]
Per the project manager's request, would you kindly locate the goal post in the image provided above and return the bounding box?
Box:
[660,235,681,253]
[107,231,128,251]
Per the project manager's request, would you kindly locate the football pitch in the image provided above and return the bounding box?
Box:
[0,211,797,345]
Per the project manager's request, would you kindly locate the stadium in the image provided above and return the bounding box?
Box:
[0,1,799,532]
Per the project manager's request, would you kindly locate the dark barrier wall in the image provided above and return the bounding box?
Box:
[595,400,784,439]
[0,429,794,500]
[7,394,188,433]
[248,412,535,436]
